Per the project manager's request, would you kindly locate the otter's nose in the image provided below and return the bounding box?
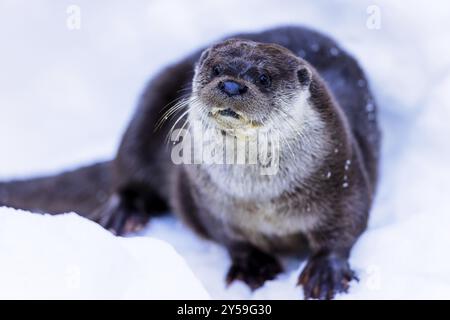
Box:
[218,80,248,96]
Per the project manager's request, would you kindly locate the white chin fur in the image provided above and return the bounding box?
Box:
[185,91,329,199]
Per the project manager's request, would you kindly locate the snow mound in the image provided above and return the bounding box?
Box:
[0,207,209,300]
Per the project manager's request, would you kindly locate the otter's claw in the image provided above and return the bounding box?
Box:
[298,253,357,300]
[226,249,282,290]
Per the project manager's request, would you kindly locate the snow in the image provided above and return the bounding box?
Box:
[1,0,450,299]
[0,207,209,299]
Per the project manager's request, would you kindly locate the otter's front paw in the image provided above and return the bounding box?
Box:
[298,253,357,300]
[100,208,149,235]
[92,196,149,236]
[226,249,282,290]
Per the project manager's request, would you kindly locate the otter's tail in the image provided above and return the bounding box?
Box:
[0,161,113,218]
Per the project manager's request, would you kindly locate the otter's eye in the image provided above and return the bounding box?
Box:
[212,65,222,76]
[259,74,271,87]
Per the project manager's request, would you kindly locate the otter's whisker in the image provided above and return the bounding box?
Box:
[166,109,191,144]
[155,96,198,131]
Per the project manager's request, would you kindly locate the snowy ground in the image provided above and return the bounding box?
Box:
[0,208,209,299]
[1,0,450,299]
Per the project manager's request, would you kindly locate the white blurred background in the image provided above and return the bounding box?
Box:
[1,0,450,299]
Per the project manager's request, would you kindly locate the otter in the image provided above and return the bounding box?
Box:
[0,26,380,299]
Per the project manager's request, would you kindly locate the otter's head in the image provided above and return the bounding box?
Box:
[190,39,313,132]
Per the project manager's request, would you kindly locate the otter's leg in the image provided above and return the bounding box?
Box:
[225,243,283,290]
[298,234,358,300]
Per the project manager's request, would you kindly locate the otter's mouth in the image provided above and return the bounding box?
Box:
[207,107,254,130]
[216,108,241,119]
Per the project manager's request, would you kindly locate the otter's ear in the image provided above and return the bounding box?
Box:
[297,66,312,87]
